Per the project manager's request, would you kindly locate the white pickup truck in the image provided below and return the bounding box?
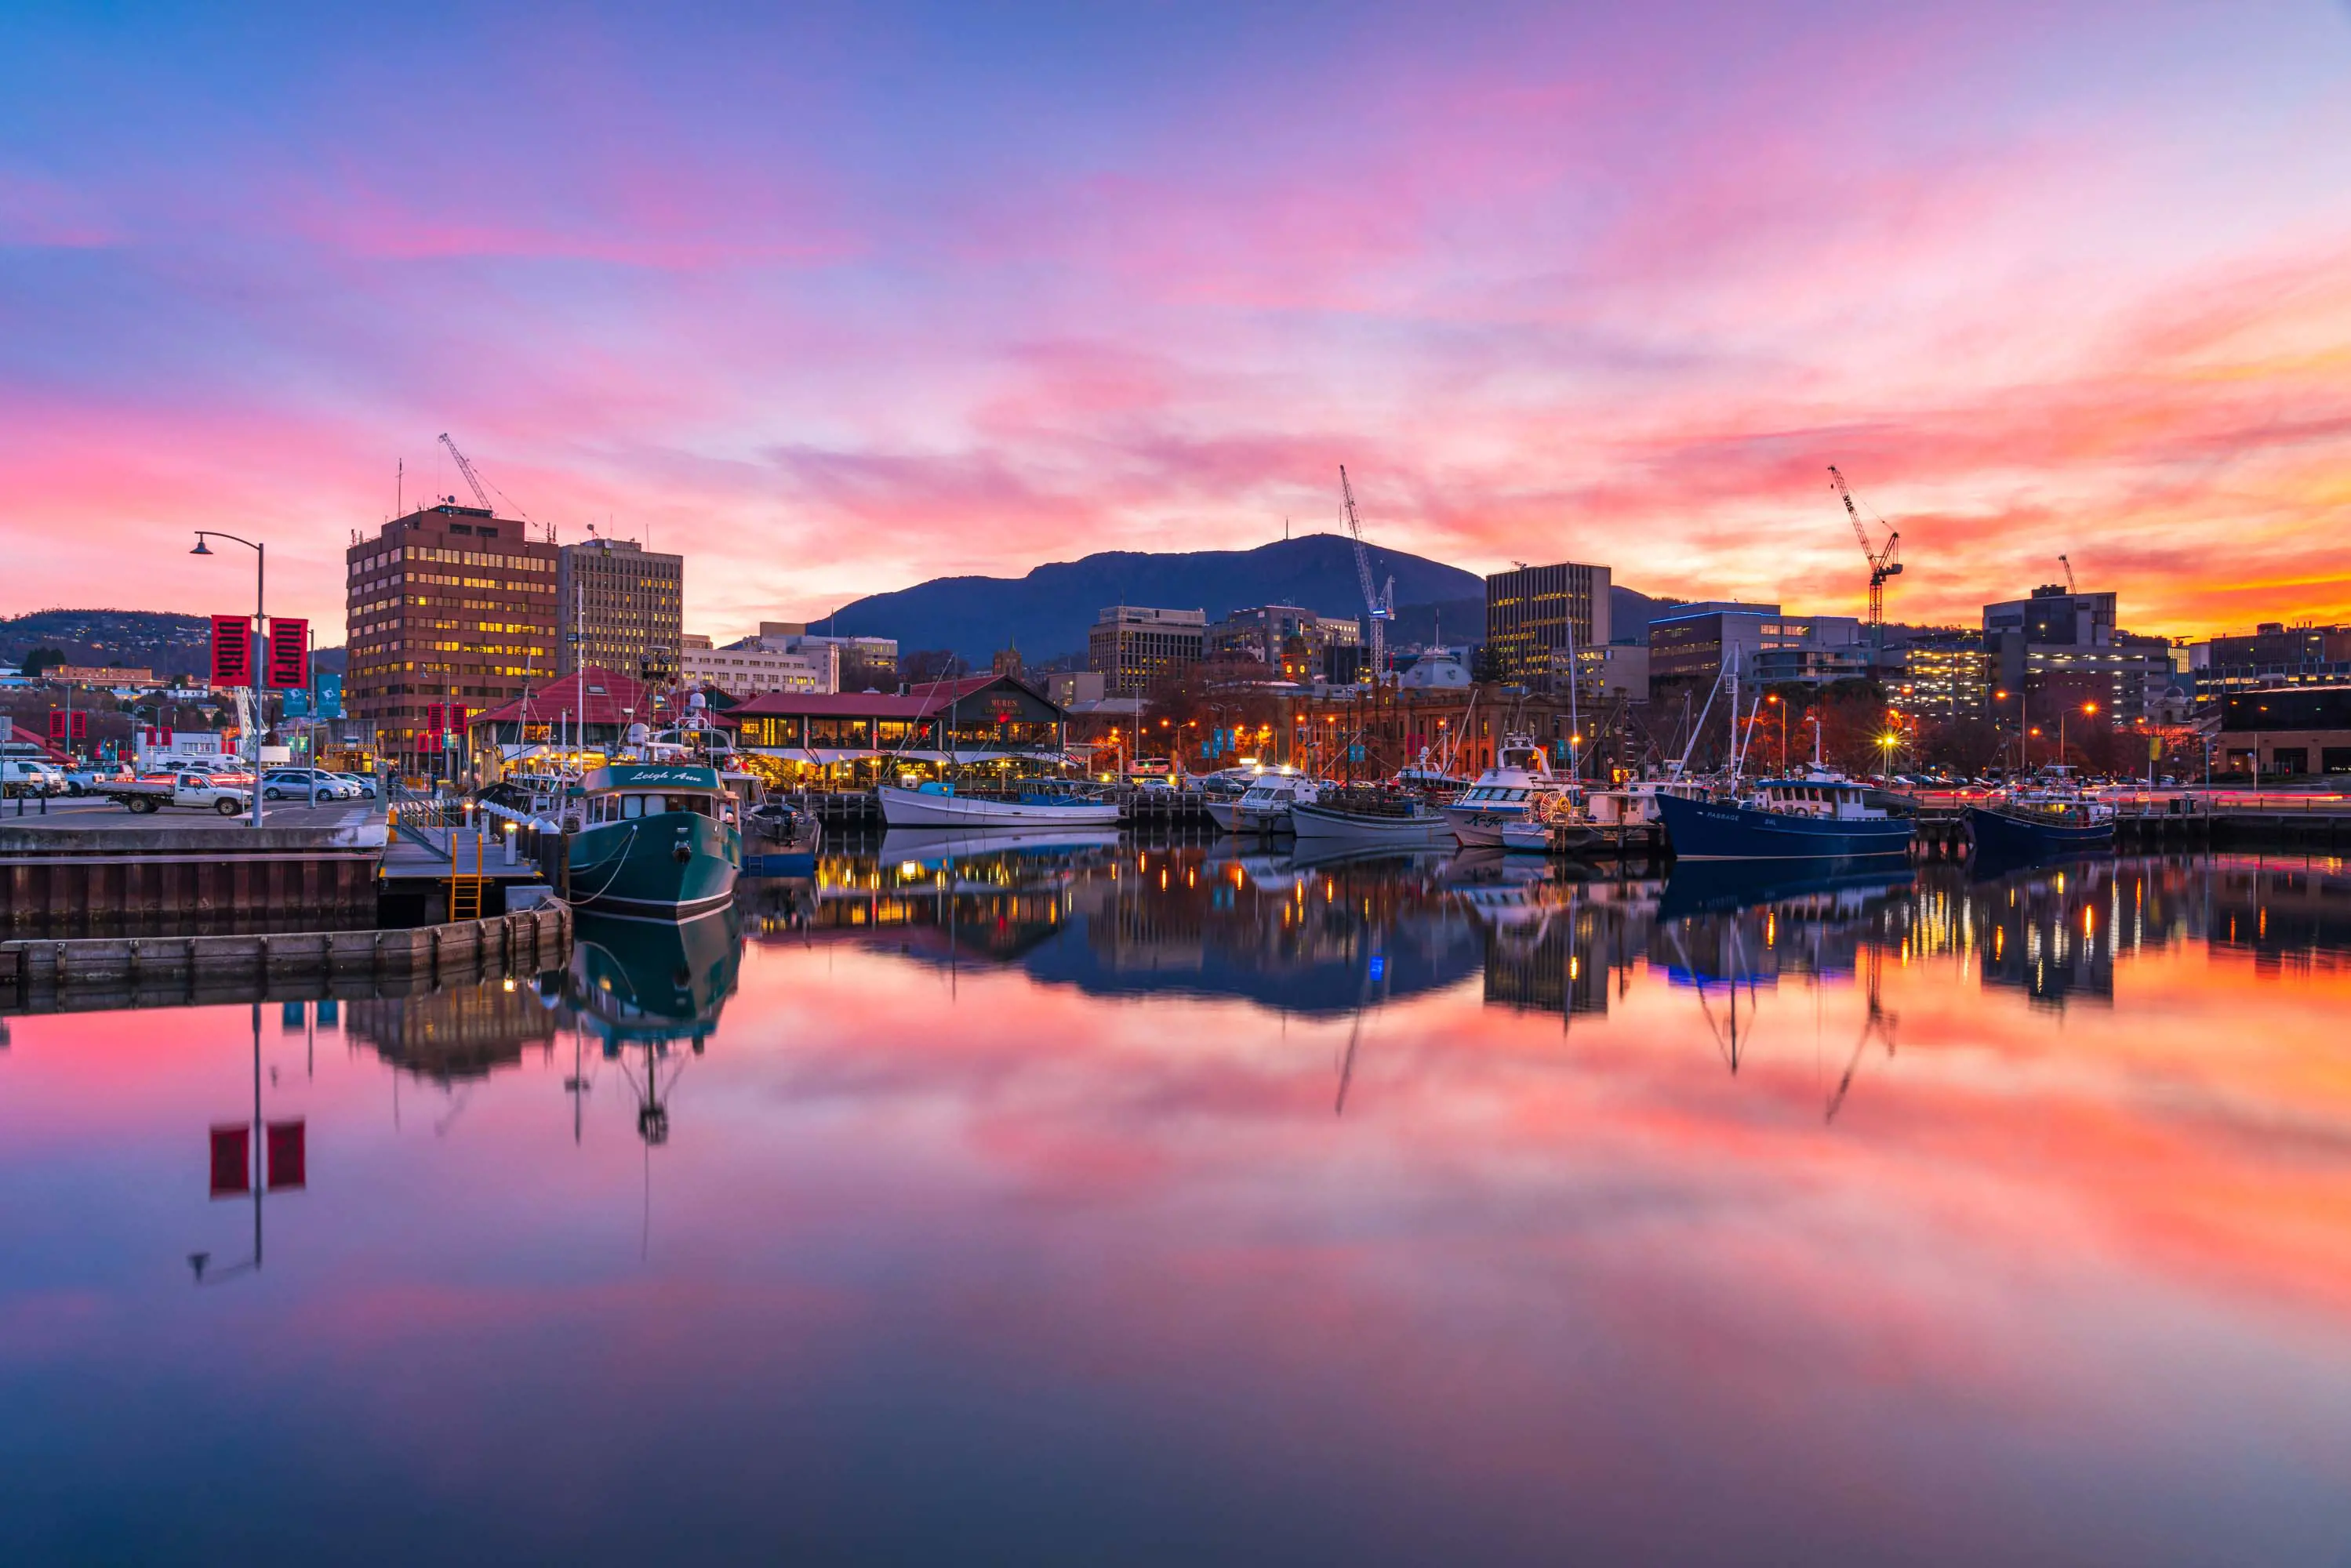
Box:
[104,771,256,816]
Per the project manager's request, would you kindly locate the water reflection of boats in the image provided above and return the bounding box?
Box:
[563,911,739,1051]
[558,911,741,1145]
[1658,858,1915,922]
[878,825,1122,868]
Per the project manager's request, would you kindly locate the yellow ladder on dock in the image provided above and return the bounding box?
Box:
[448,824,489,921]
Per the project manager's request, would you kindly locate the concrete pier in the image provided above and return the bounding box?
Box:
[0,815,387,931]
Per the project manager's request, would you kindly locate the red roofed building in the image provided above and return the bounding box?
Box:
[723,673,1069,785]
[463,668,656,764]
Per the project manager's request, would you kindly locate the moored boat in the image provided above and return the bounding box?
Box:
[878,779,1121,828]
[563,763,742,920]
[1655,773,1914,861]
[1230,772,1321,834]
[1291,789,1452,845]
[1966,800,2115,857]
[1441,733,1577,848]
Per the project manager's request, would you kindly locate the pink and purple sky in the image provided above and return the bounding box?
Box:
[3,2,2348,644]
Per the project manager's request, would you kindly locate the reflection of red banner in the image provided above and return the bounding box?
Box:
[210,615,253,686]
[266,1120,306,1190]
[265,618,309,690]
[209,1124,250,1197]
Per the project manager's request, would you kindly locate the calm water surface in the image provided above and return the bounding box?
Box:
[6,844,2351,1565]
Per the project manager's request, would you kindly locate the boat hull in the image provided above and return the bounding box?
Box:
[567,810,740,920]
[1201,798,1244,832]
[1289,800,1452,844]
[878,783,1121,828]
[1965,805,2115,858]
[1656,791,1913,861]
[1444,801,1528,847]
[1500,820,1600,855]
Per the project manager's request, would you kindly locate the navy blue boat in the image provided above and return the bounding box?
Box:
[1657,777,1915,861]
[1966,802,2114,858]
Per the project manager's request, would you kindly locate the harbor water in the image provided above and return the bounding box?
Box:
[5,844,2351,1563]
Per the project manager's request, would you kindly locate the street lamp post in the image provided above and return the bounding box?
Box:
[191,531,265,829]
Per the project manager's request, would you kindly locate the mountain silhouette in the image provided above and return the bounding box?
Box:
[814,532,1484,662]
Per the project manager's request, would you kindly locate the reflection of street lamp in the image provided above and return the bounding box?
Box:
[190,530,266,829]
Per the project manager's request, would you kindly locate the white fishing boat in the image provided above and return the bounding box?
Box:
[1442,733,1581,847]
[1194,767,1263,832]
[1290,790,1452,845]
[878,779,1121,828]
[1229,772,1321,834]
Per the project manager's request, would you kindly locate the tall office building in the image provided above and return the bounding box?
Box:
[343,501,558,754]
[1982,584,2168,722]
[556,535,685,686]
[1088,605,1207,696]
[1484,561,1612,685]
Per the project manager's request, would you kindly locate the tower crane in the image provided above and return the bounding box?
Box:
[2059,554,2076,593]
[1338,465,1394,681]
[1827,465,1902,630]
[438,432,494,511]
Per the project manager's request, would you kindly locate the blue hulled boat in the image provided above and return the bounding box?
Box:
[1965,800,2114,858]
[1656,775,1914,861]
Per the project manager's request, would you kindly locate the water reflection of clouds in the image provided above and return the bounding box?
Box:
[5,855,2351,1559]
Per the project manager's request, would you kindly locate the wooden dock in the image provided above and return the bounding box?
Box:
[0,904,571,1016]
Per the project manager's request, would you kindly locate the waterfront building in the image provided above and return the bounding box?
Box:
[2189,622,2351,698]
[1206,604,1361,673]
[1648,603,1862,699]
[1886,631,1989,721]
[1982,584,2169,723]
[724,673,1069,786]
[681,641,840,695]
[752,622,899,690]
[465,667,650,768]
[2217,686,2351,777]
[1088,605,1207,697]
[344,501,558,757]
[555,535,684,687]
[1484,561,1612,687]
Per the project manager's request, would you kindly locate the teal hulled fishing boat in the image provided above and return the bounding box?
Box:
[563,763,740,920]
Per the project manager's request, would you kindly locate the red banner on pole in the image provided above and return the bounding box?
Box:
[209,615,253,687]
[266,618,309,690]
[266,1120,306,1191]
[70,711,87,742]
[46,710,66,742]
[209,1124,251,1198]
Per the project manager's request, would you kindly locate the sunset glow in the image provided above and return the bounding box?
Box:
[5,5,2348,639]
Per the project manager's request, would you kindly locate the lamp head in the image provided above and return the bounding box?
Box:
[189,537,213,556]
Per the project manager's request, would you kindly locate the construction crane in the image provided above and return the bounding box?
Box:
[1827,465,1902,630]
[1338,465,1394,680]
[2059,554,2076,593]
[438,432,493,511]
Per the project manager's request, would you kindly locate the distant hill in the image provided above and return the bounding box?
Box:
[0,609,343,679]
[817,533,1485,663]
[0,609,213,677]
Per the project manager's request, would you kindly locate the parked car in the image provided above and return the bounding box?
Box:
[261,768,357,802]
[0,757,69,796]
[330,771,380,799]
